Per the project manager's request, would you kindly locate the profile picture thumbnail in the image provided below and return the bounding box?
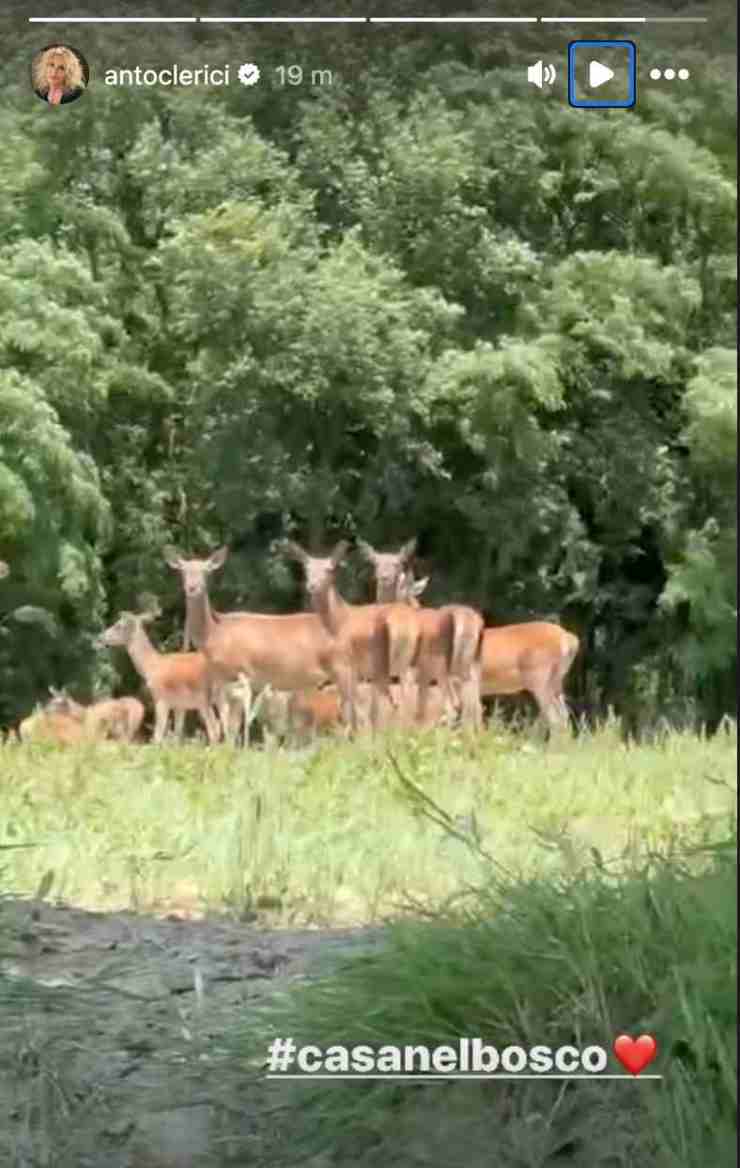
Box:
[32,43,89,106]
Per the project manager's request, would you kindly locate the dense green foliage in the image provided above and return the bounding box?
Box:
[0,4,736,728]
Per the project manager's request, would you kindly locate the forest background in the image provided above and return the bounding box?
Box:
[0,0,736,732]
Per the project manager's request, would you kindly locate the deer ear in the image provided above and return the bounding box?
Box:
[399,537,417,563]
[208,546,229,571]
[282,540,307,564]
[330,540,350,567]
[163,546,182,569]
[356,539,377,562]
[411,576,429,598]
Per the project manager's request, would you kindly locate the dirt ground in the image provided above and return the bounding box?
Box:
[0,895,384,1167]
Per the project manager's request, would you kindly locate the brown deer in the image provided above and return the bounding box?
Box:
[395,576,483,730]
[476,623,579,727]
[358,540,483,729]
[282,540,424,732]
[356,537,417,604]
[19,704,88,744]
[46,689,145,743]
[164,546,356,738]
[358,538,578,727]
[283,541,467,732]
[99,610,221,744]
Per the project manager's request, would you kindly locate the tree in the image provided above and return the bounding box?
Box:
[659,348,737,719]
[0,371,110,722]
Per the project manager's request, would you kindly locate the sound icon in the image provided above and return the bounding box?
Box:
[527,60,557,88]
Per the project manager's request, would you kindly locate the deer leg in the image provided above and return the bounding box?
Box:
[462,685,477,729]
[416,673,432,728]
[334,664,357,737]
[371,679,395,732]
[444,676,463,721]
[208,682,223,741]
[210,703,222,744]
[549,691,570,728]
[199,703,221,745]
[217,692,233,743]
[237,675,252,748]
[370,683,385,731]
[392,672,410,729]
[550,664,572,726]
[472,681,484,731]
[458,661,483,731]
[436,657,462,726]
[540,663,570,730]
[231,700,245,746]
[366,682,378,733]
[442,679,460,727]
[523,670,560,737]
[541,663,569,724]
[173,710,186,740]
[544,700,563,729]
[153,701,170,744]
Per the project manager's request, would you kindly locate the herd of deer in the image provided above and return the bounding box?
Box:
[1,540,579,747]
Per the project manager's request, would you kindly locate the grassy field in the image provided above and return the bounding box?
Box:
[0,715,735,924]
[1,716,736,1167]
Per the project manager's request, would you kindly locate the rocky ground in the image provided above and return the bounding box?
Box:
[0,895,384,1167]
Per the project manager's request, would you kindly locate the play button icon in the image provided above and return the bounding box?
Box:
[589,60,614,88]
[568,40,636,108]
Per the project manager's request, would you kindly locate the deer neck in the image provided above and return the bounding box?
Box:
[394,572,414,604]
[126,625,160,680]
[185,587,215,649]
[315,579,348,637]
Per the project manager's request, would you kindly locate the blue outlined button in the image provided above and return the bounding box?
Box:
[568,40,636,108]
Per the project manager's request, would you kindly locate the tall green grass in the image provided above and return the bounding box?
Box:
[0,716,735,925]
[1,717,736,1166]
[236,814,736,1166]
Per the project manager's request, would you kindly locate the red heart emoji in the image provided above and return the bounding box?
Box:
[613,1034,658,1075]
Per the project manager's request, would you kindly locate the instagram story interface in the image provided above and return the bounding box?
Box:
[2,3,737,1168]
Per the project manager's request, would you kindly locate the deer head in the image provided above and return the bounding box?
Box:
[164,546,229,597]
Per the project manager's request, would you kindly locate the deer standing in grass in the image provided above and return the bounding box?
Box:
[357,539,484,730]
[164,546,356,740]
[283,540,444,733]
[99,610,221,744]
[175,590,253,746]
[359,537,578,728]
[396,575,484,730]
[476,622,579,728]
